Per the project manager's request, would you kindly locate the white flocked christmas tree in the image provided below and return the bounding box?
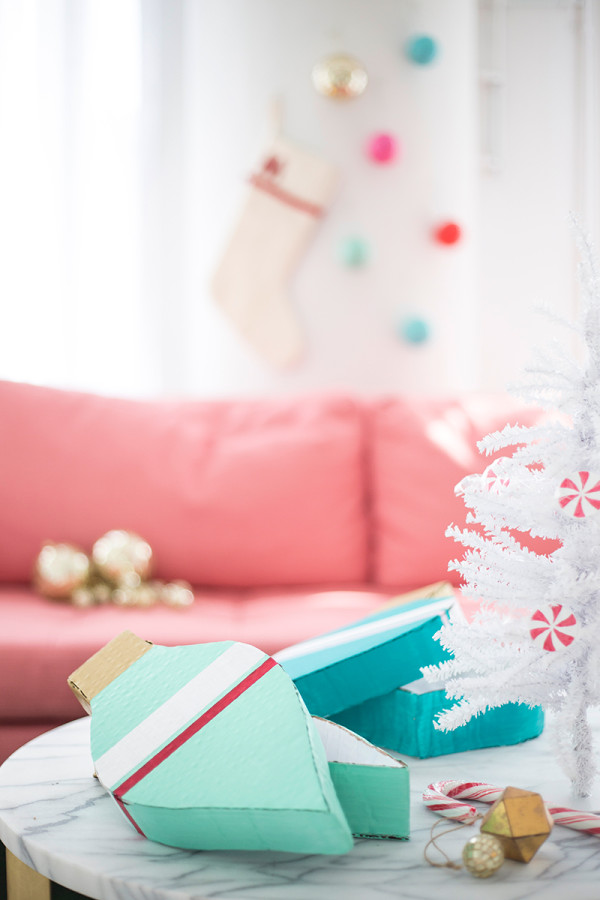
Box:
[424,229,600,797]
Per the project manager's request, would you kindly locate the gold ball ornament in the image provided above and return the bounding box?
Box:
[71,586,96,608]
[312,54,368,100]
[92,530,153,585]
[34,542,91,599]
[462,834,504,878]
[161,580,195,608]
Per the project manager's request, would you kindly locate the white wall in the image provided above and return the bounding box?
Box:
[175,0,478,397]
[477,0,600,391]
[1,1,595,400]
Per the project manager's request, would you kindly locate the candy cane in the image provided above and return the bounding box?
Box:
[423,781,600,837]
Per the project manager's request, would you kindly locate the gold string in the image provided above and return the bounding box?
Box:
[423,814,484,870]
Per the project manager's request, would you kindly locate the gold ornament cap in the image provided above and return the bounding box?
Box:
[480,786,553,862]
[68,630,152,714]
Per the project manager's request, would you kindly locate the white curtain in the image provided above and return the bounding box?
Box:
[0,0,163,397]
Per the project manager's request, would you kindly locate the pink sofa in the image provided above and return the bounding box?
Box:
[0,380,542,763]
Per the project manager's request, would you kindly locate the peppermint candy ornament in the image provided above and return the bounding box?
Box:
[556,471,600,518]
[530,604,579,652]
[483,462,510,494]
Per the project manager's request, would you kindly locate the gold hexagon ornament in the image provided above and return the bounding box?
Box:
[480,786,553,862]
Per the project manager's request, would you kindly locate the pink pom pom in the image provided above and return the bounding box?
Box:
[366,132,398,164]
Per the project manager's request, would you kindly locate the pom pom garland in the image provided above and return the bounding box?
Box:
[433,221,462,245]
[366,132,398,164]
[405,34,439,66]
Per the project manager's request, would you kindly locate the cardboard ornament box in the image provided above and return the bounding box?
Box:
[68,631,409,855]
[276,583,544,757]
[333,677,544,758]
[274,582,457,718]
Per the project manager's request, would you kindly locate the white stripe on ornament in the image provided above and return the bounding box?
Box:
[95,642,267,790]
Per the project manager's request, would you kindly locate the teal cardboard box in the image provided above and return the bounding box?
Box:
[332,677,544,758]
[277,583,544,758]
[275,583,457,718]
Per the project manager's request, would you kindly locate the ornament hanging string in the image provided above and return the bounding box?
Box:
[423,781,600,836]
[423,813,483,870]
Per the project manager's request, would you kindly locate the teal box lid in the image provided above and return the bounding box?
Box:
[275,583,457,717]
[332,678,544,758]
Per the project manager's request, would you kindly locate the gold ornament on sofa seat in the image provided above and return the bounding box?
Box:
[34,542,91,598]
[92,530,153,587]
[34,532,194,608]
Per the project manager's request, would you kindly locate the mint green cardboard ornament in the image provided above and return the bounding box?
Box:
[69,632,353,854]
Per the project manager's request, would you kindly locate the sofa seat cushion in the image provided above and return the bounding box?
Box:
[0,585,400,723]
[0,382,368,586]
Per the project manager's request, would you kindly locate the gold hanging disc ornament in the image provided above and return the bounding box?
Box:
[312,54,368,100]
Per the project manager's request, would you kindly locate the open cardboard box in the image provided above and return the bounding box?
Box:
[277,583,544,757]
[68,631,409,854]
[333,676,544,758]
[275,582,457,717]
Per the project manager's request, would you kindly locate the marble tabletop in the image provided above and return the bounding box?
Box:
[2,715,600,900]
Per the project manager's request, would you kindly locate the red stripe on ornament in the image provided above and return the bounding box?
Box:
[530,627,549,640]
[531,610,550,624]
[575,499,585,518]
[559,495,577,508]
[555,630,575,647]
[580,471,590,487]
[543,633,556,652]
[115,796,145,836]
[556,614,576,628]
[114,657,278,799]
[561,479,578,490]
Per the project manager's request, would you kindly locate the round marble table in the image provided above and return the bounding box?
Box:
[2,715,600,899]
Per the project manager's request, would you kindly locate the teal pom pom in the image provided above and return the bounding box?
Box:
[405,35,438,66]
[338,236,370,267]
[399,316,430,344]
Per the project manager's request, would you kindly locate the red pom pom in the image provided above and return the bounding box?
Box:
[434,221,462,245]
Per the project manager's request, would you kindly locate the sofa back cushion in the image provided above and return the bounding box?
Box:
[0,382,368,586]
[369,394,548,588]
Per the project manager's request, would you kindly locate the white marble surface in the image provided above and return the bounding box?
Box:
[2,715,600,899]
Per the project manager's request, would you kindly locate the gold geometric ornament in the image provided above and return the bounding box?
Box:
[480,786,554,863]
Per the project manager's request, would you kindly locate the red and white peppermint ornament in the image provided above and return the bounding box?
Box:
[530,604,579,652]
[483,462,510,494]
[556,471,600,518]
